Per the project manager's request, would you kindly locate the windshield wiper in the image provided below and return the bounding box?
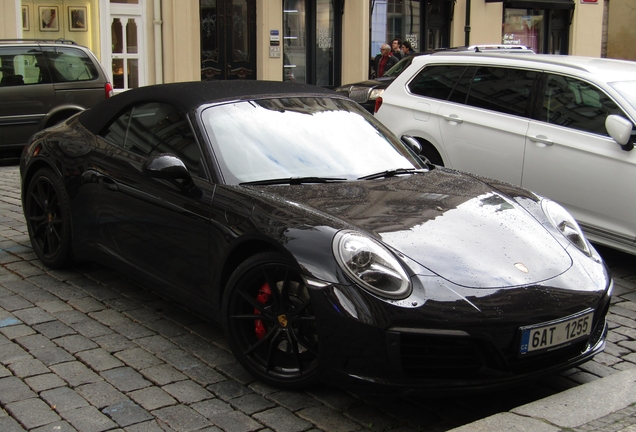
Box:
[240,176,347,186]
[358,168,426,181]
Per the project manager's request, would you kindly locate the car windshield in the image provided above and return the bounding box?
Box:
[384,56,416,78]
[610,80,636,111]
[201,97,425,184]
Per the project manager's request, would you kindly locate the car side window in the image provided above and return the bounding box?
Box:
[463,67,537,117]
[102,102,205,177]
[407,65,467,101]
[447,66,477,104]
[0,49,49,86]
[42,47,99,83]
[541,74,622,137]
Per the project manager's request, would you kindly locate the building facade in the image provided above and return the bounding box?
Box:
[0,0,631,93]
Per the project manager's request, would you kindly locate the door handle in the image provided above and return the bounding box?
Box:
[98,176,119,191]
[441,114,463,124]
[529,135,554,147]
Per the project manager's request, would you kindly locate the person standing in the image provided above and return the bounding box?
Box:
[391,38,403,60]
[373,44,399,78]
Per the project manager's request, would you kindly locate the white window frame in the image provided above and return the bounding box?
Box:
[99,0,147,92]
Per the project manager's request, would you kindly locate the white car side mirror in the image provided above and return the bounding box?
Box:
[605,114,634,151]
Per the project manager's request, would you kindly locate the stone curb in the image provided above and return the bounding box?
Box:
[449,369,636,431]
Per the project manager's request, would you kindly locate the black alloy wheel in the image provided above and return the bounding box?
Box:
[222,252,320,389]
[24,168,72,268]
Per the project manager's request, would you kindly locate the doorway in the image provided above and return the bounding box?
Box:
[200,0,257,80]
[283,0,342,87]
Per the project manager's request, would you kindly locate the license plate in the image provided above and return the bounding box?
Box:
[519,310,594,355]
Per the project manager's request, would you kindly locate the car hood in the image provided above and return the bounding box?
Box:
[258,168,572,289]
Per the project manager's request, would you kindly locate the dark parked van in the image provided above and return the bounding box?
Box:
[0,39,112,156]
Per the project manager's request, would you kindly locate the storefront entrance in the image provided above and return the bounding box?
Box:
[502,1,573,54]
[283,0,343,87]
[200,0,257,80]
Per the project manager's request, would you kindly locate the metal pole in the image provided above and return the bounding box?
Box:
[464,0,471,46]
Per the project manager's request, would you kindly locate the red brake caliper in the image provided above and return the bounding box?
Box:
[254,282,271,339]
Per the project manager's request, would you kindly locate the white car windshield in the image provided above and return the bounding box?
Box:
[610,80,636,111]
[201,97,425,184]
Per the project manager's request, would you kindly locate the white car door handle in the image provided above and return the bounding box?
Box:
[441,114,463,124]
[529,135,554,146]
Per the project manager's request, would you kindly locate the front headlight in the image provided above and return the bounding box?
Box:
[332,230,411,299]
[368,88,385,100]
[542,200,591,256]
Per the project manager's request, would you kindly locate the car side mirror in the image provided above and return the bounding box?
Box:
[401,135,422,154]
[143,153,202,198]
[606,115,634,152]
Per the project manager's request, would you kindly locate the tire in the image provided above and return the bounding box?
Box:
[419,141,444,166]
[222,251,320,389]
[24,168,72,268]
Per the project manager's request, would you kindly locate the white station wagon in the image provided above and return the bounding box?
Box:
[375,52,636,255]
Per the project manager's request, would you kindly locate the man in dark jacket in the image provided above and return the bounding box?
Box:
[373,44,399,78]
[401,40,416,57]
[391,38,403,60]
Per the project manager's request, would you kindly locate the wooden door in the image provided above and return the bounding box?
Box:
[200,0,257,80]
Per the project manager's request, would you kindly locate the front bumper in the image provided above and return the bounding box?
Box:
[322,318,607,395]
[311,270,612,394]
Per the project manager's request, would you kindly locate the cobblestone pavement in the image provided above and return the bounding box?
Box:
[0,164,634,432]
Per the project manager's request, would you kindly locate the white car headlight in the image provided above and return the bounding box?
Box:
[542,200,591,256]
[332,230,411,299]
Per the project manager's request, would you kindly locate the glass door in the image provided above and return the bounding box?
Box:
[283,1,306,83]
[425,0,450,51]
[283,0,341,87]
[200,0,257,80]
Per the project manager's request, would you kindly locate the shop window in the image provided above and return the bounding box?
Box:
[370,0,449,77]
[503,8,570,54]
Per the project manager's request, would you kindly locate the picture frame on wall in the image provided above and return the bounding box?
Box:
[22,6,29,31]
[69,6,88,32]
[39,6,59,32]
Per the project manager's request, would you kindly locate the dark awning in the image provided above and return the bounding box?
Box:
[487,0,575,8]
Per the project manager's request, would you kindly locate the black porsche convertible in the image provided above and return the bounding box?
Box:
[20,81,611,393]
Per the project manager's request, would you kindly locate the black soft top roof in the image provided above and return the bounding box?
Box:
[79,80,336,134]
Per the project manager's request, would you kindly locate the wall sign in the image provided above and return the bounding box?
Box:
[269,30,281,58]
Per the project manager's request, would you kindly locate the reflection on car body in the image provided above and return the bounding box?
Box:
[20,81,610,393]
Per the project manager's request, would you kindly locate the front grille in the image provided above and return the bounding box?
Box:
[398,333,503,379]
[349,88,371,103]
